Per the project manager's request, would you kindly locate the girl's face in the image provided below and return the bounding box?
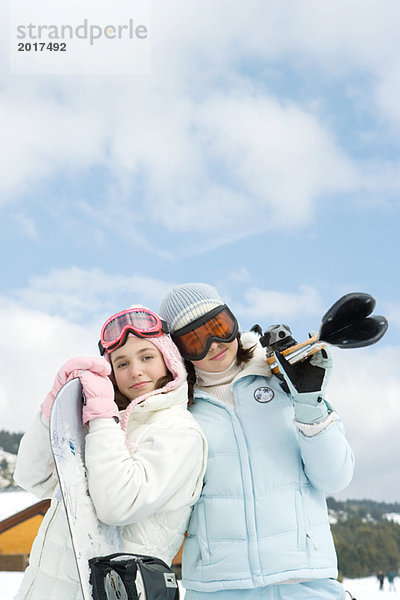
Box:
[193,338,238,373]
[110,335,168,400]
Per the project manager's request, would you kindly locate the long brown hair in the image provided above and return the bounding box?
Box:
[113,372,174,410]
[186,333,256,405]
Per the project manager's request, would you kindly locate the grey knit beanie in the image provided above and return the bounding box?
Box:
[159,283,224,333]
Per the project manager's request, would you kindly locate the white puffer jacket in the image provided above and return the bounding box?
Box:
[13,381,207,600]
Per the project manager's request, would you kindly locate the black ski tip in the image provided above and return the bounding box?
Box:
[321,292,376,327]
[321,315,388,348]
[319,292,388,349]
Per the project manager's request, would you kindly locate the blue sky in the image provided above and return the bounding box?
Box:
[1,0,400,501]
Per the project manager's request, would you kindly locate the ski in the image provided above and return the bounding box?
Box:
[259,292,388,374]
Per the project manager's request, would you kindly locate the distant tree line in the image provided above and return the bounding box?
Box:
[0,430,24,455]
[327,498,400,578]
[328,497,400,521]
[332,516,400,578]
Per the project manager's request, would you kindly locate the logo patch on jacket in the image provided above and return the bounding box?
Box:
[254,386,274,403]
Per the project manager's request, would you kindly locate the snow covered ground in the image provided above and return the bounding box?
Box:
[0,573,397,600]
[0,573,25,600]
[343,576,399,598]
[1,491,399,599]
[1,573,397,600]
[0,574,185,599]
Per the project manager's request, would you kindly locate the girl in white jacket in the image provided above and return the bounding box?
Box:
[13,306,207,600]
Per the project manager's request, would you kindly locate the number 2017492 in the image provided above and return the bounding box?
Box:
[18,42,67,51]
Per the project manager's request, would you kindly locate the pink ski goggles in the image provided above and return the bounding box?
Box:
[99,307,169,355]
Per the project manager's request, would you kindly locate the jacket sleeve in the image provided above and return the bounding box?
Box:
[297,415,355,493]
[13,412,58,499]
[85,417,206,526]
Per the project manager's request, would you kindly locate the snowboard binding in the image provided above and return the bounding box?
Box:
[89,552,179,600]
[257,292,388,375]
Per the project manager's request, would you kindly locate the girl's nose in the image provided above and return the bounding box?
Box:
[130,362,143,377]
[209,340,220,351]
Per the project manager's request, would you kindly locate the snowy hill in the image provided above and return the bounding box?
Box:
[385,512,400,524]
[328,497,400,523]
[0,429,24,489]
[0,448,17,489]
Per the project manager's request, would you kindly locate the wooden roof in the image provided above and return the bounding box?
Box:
[0,500,50,535]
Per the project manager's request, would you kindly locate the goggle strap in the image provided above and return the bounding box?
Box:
[160,319,169,334]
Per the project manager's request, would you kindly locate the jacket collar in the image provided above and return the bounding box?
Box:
[122,381,189,422]
[234,331,272,381]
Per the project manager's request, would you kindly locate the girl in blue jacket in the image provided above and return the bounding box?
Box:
[159,283,354,600]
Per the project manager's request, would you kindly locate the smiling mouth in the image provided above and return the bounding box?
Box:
[210,349,227,361]
[131,381,151,389]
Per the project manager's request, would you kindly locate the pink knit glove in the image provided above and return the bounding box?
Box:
[79,370,119,425]
[41,357,111,420]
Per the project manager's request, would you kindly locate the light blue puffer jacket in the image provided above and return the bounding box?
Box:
[182,334,354,592]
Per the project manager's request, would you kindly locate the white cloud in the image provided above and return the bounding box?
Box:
[12,212,39,240]
[376,64,400,129]
[73,199,175,261]
[329,345,400,502]
[0,83,106,201]
[151,0,400,79]
[0,77,361,237]
[235,284,324,322]
[191,91,358,231]
[225,267,252,285]
[10,267,173,322]
[385,302,400,330]
[275,0,400,71]
[1,0,400,242]
[0,298,97,432]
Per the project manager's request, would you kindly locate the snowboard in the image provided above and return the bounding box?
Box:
[49,378,123,600]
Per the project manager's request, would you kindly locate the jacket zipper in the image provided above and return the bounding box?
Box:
[197,501,210,564]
